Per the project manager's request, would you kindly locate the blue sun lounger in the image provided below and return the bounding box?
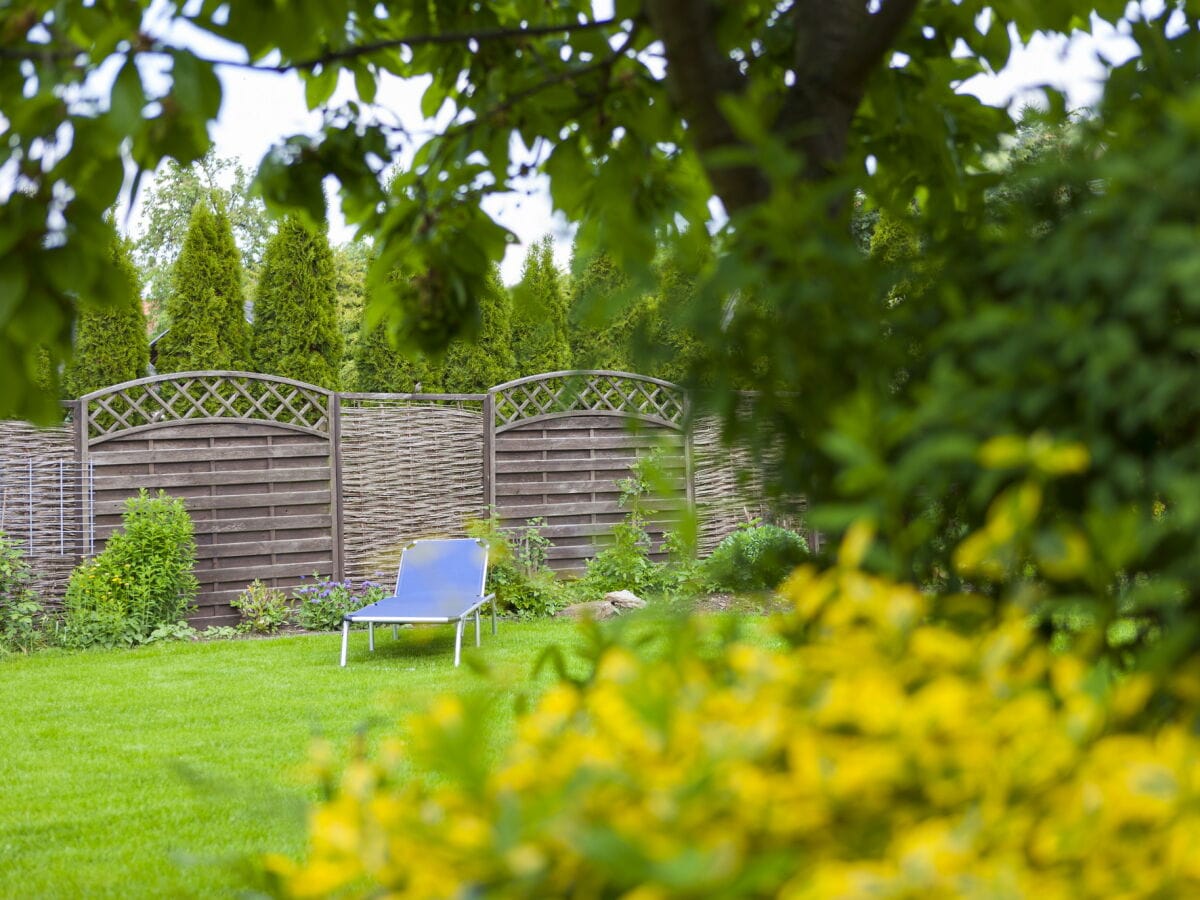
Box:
[339,538,496,668]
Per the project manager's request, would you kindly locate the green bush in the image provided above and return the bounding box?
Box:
[63,490,198,648]
[0,531,47,654]
[579,451,673,595]
[700,522,809,593]
[293,575,387,631]
[231,579,292,634]
[467,513,568,618]
[581,520,657,594]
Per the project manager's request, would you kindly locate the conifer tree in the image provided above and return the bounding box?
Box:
[568,245,636,371]
[251,217,342,389]
[354,278,444,393]
[64,237,150,397]
[511,236,571,377]
[155,203,250,372]
[628,255,705,385]
[443,264,517,392]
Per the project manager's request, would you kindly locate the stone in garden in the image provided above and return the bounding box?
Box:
[605,590,646,610]
[556,601,619,621]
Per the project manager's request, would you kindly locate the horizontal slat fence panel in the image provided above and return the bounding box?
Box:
[90,422,334,626]
[495,414,686,572]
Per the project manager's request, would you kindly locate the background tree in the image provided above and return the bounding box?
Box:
[63,238,150,397]
[134,151,273,334]
[443,264,517,392]
[627,251,706,385]
[251,216,342,389]
[567,247,639,371]
[511,237,572,377]
[332,240,372,388]
[354,278,443,393]
[154,204,251,373]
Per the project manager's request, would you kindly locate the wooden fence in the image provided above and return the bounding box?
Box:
[2,370,780,626]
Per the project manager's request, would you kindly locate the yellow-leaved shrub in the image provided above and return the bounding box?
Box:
[267,534,1200,898]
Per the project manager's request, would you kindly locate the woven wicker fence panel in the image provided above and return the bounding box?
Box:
[495,414,686,573]
[0,420,87,605]
[89,422,335,626]
[340,401,485,581]
[690,417,775,555]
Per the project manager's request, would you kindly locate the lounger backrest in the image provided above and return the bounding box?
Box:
[395,538,488,598]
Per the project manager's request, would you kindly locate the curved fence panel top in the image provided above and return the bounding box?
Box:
[490,370,686,433]
[81,371,333,444]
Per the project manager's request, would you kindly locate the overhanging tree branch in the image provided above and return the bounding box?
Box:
[181,17,621,73]
[644,0,768,214]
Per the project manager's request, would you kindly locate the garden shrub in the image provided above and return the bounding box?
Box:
[0,531,47,654]
[293,575,387,631]
[700,521,809,593]
[266,527,1200,897]
[580,450,671,595]
[63,490,198,648]
[579,518,657,594]
[467,513,567,618]
[231,579,292,634]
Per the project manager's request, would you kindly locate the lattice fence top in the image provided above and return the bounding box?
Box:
[82,372,333,443]
[491,371,686,432]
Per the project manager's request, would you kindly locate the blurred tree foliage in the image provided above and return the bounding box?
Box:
[154,204,250,373]
[354,277,443,393]
[63,237,149,398]
[443,264,517,392]
[251,216,342,389]
[133,151,273,335]
[568,247,636,371]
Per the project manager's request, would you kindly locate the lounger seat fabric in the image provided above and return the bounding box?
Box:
[339,538,495,667]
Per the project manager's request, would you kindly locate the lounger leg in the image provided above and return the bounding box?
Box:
[340,621,350,667]
[369,622,375,652]
[392,625,398,640]
[475,609,481,647]
[454,618,465,667]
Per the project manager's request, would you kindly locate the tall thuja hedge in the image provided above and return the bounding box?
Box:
[511,236,571,376]
[443,264,516,392]
[251,217,342,388]
[354,276,443,392]
[626,252,707,385]
[568,245,639,371]
[155,203,250,372]
[64,237,149,397]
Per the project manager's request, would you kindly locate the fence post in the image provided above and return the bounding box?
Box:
[482,392,495,513]
[330,392,345,581]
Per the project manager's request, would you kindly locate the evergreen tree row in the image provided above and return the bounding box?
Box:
[65,217,706,398]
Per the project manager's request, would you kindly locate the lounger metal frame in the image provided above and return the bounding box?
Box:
[339,538,496,668]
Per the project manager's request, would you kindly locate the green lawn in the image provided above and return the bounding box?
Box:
[0,618,587,899]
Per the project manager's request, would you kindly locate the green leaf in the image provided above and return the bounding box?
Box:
[0,256,29,326]
[354,65,377,105]
[107,56,145,137]
[304,66,339,110]
[171,50,223,122]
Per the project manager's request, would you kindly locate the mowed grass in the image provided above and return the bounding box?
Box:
[0,617,588,899]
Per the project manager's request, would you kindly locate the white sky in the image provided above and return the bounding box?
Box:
[128,10,1145,283]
